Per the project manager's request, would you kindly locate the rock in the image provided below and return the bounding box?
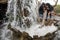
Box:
[24,18,31,28]
[24,8,29,17]
[8,24,22,40]
[37,17,42,23]
[37,18,54,26]
[44,19,53,26]
[8,24,56,40]
[20,32,32,40]
[0,0,7,3]
[54,30,60,40]
[27,36,32,40]
[53,20,60,27]
[33,35,40,40]
[22,32,29,37]
[44,33,56,40]
[36,33,56,40]
[33,35,38,39]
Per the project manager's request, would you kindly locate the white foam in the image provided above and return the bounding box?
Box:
[15,24,57,38]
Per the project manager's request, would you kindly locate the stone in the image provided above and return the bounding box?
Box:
[22,32,29,37]
[24,8,29,17]
[27,36,32,40]
[37,17,42,23]
[44,19,53,26]
[8,23,56,40]
[33,35,38,39]
[20,32,29,40]
[24,18,31,28]
[8,24,22,40]
[33,35,39,40]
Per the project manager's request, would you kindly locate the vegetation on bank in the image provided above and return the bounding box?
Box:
[55,5,60,13]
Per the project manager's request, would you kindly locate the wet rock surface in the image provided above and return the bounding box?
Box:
[33,32,56,40]
[12,31,56,40]
[8,25,57,40]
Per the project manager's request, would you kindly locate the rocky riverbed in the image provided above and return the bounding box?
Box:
[0,21,59,40]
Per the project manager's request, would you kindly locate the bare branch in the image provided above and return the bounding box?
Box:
[53,0,58,7]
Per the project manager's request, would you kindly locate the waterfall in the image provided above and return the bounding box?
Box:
[0,0,58,40]
[6,0,17,27]
[6,0,38,29]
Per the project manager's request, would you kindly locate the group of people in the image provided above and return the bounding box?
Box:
[39,3,55,21]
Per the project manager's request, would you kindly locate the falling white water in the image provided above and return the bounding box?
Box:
[13,0,17,26]
[6,0,17,27]
[1,0,18,40]
[1,0,58,40]
[7,0,57,37]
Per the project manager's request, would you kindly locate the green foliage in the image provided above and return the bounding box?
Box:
[55,5,60,13]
